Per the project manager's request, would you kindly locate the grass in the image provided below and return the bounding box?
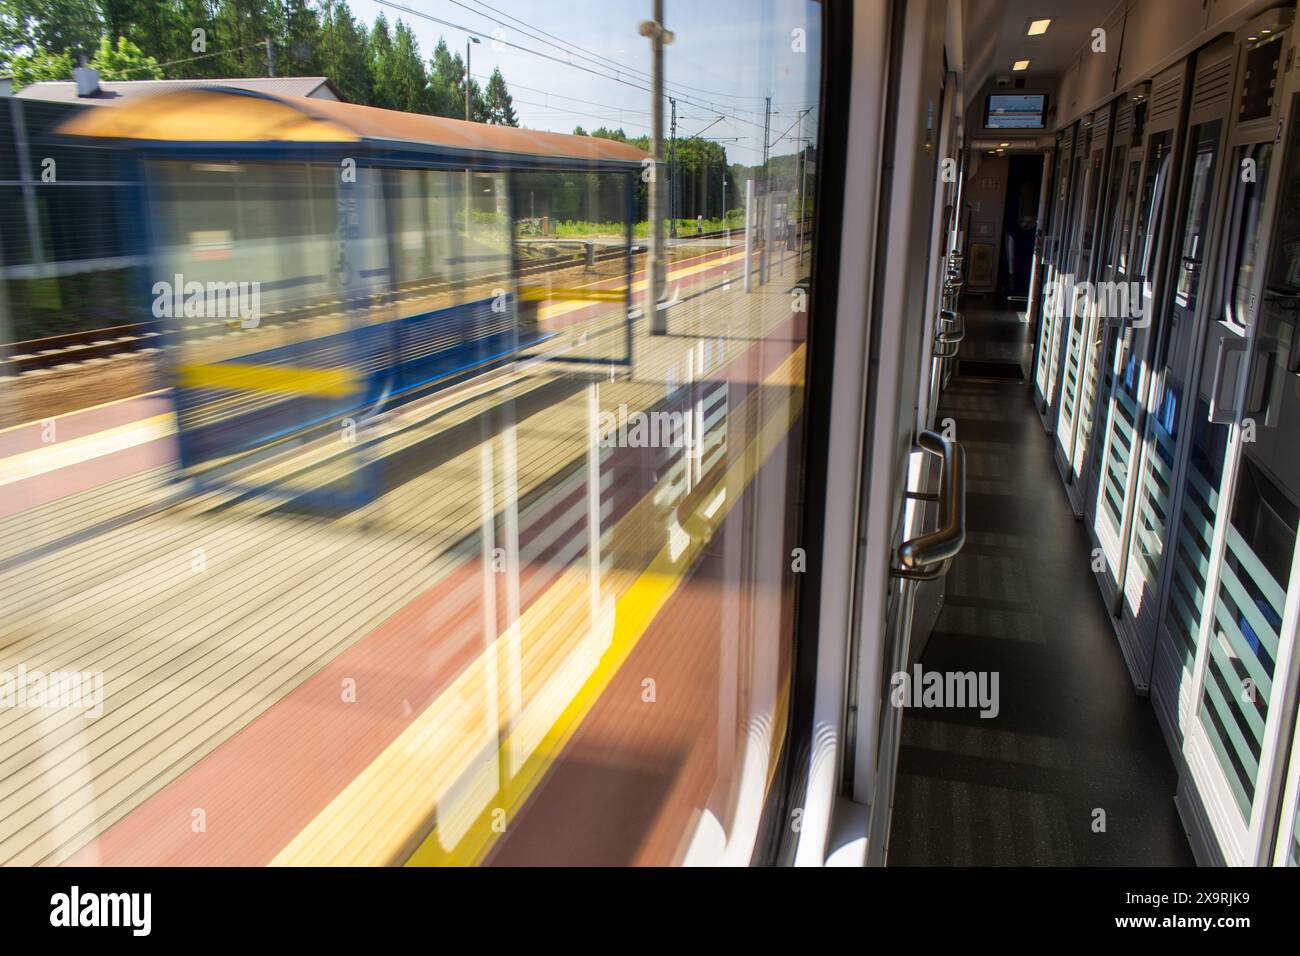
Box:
[545,212,747,239]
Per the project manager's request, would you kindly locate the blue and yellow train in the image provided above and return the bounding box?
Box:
[61,87,647,491]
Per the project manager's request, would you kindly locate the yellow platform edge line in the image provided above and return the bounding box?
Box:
[405,346,807,867]
[176,362,360,398]
[264,345,803,868]
[519,286,628,302]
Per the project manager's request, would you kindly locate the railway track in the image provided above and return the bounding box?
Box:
[2,223,808,376]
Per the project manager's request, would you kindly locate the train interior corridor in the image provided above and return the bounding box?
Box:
[854,0,1300,868]
[889,299,1193,865]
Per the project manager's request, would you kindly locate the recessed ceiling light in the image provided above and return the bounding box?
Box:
[999,142,1010,147]
[1013,59,1030,71]
[1027,18,1052,36]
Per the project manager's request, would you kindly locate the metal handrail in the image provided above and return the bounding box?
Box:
[893,430,966,580]
[933,308,964,358]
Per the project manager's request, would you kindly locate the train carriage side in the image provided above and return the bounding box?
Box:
[56,88,646,499]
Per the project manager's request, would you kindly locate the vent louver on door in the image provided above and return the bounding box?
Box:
[1150,67,1185,123]
[1115,98,1134,136]
[1191,51,1234,112]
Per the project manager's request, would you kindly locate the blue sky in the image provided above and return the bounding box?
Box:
[349,0,822,164]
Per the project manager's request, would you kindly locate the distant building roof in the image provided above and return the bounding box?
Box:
[15,76,342,104]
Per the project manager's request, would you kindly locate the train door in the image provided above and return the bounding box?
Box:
[917,69,962,435]
[1275,722,1300,864]
[845,0,954,866]
[1149,27,1293,763]
[1176,18,1300,865]
[1041,119,1094,432]
[1121,39,1236,695]
[1033,126,1078,410]
[1090,63,1187,653]
[1055,105,1115,500]
[1078,90,1144,528]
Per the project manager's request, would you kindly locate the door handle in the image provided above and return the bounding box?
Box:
[934,309,965,358]
[1208,334,1247,424]
[893,430,966,580]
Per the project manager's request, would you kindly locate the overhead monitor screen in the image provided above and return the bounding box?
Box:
[985,93,1047,129]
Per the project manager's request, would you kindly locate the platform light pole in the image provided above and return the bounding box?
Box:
[639,2,672,334]
[465,35,479,238]
[668,97,678,239]
[793,106,812,265]
[465,36,479,122]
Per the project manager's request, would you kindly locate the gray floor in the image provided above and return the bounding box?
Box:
[888,296,1194,866]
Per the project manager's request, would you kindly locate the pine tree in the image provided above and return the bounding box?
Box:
[384,19,428,113]
[426,37,459,117]
[319,0,370,104]
[427,37,484,121]
[214,0,276,77]
[367,11,395,108]
[484,66,517,126]
[279,0,322,76]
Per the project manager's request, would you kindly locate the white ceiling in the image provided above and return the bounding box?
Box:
[962,0,1121,102]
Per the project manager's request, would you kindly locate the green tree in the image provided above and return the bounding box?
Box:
[426,37,458,116]
[367,11,394,107]
[427,37,485,121]
[6,44,72,85]
[213,0,275,78]
[591,127,650,150]
[88,33,161,79]
[105,0,183,75]
[389,20,429,112]
[484,66,516,126]
[371,16,427,112]
[279,0,321,76]
[319,0,369,104]
[0,0,102,61]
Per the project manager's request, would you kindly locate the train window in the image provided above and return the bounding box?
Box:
[1239,34,1286,123]
[1065,152,1088,258]
[1174,121,1223,311]
[1077,149,1105,278]
[1,0,824,869]
[427,169,470,290]
[1099,145,1126,273]
[1115,157,1142,277]
[150,159,343,322]
[467,172,512,282]
[1135,132,1173,282]
[1267,95,1300,294]
[1227,142,1273,328]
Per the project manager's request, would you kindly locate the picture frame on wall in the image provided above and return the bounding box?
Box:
[968,241,995,288]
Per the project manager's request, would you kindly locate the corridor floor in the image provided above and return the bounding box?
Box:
[887,297,1195,866]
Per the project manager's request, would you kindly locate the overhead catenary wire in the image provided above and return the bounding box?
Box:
[88,40,279,78]
[375,0,771,136]
[451,0,781,106]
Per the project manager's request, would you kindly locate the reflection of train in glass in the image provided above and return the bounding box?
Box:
[60,88,648,487]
